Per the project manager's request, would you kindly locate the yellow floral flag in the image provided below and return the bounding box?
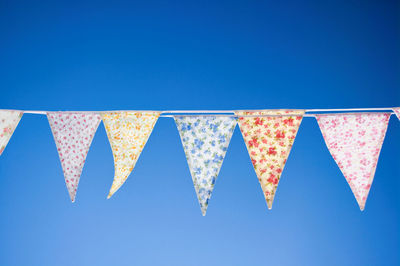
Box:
[235,110,304,209]
[101,111,160,198]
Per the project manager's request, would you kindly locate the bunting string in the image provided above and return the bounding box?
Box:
[7,107,398,117]
[0,107,398,215]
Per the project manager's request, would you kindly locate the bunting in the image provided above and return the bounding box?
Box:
[0,107,398,212]
[47,112,101,202]
[393,108,400,120]
[175,116,237,216]
[316,113,390,210]
[235,110,304,209]
[0,110,23,156]
[102,112,160,198]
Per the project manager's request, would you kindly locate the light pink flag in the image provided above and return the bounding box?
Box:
[48,112,101,202]
[393,108,400,120]
[316,113,390,210]
[0,110,23,155]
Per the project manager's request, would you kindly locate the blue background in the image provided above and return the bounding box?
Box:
[0,0,399,265]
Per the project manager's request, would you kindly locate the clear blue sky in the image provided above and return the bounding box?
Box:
[0,0,399,265]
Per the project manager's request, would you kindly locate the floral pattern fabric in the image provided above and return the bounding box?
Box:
[316,113,390,210]
[102,112,160,198]
[175,116,237,216]
[47,112,101,202]
[393,108,400,120]
[235,110,304,209]
[0,110,23,156]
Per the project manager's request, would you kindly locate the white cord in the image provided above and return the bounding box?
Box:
[167,114,316,118]
[306,107,394,112]
[5,107,397,117]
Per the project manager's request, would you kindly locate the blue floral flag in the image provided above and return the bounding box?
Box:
[175,116,237,216]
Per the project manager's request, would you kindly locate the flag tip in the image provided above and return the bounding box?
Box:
[69,194,76,202]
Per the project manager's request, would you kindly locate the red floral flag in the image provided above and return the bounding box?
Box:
[235,110,304,209]
[48,112,101,202]
[393,108,400,120]
[316,113,390,210]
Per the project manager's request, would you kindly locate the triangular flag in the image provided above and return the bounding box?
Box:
[102,112,160,198]
[235,110,304,209]
[48,112,101,202]
[175,116,237,216]
[0,110,23,156]
[393,108,400,120]
[316,113,390,210]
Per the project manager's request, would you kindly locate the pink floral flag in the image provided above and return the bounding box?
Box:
[0,110,23,156]
[393,108,400,120]
[48,112,101,202]
[235,110,304,209]
[316,113,390,210]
